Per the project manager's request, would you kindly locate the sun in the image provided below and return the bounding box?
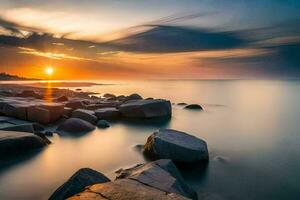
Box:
[45,67,54,76]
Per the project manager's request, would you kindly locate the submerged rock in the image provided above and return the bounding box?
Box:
[56,118,95,135]
[144,129,209,163]
[95,107,121,119]
[116,159,197,199]
[97,120,110,128]
[72,109,97,124]
[177,103,187,106]
[184,104,203,110]
[49,168,110,200]
[119,99,172,119]
[0,130,47,157]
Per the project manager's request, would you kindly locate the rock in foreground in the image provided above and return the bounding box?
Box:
[68,179,187,200]
[119,99,171,119]
[116,159,197,199]
[144,129,209,163]
[56,118,95,135]
[0,130,47,157]
[49,168,110,200]
[67,160,191,200]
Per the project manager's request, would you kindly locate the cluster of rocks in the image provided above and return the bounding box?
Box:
[0,85,208,200]
[50,159,197,200]
[48,128,209,199]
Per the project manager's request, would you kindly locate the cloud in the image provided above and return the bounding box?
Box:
[102,25,247,53]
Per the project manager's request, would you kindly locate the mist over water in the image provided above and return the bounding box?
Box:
[1,80,300,200]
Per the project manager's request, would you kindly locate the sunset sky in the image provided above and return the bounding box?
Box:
[0,0,300,79]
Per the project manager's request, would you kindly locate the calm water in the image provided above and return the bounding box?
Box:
[0,80,300,200]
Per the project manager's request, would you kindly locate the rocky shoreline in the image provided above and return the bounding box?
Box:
[0,83,206,200]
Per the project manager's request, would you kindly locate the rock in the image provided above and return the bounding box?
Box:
[103,93,116,98]
[144,129,209,163]
[27,103,64,124]
[49,168,110,200]
[124,93,143,102]
[97,120,110,128]
[32,123,45,132]
[0,124,35,133]
[56,96,68,102]
[177,103,187,106]
[116,159,197,199]
[184,104,203,110]
[15,90,42,99]
[118,99,172,119]
[68,179,187,200]
[63,107,73,118]
[0,130,47,157]
[44,131,53,136]
[56,118,95,135]
[65,101,85,110]
[34,132,52,144]
[95,108,121,120]
[72,109,97,124]
[2,103,28,120]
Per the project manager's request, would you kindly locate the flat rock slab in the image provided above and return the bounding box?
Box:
[56,118,95,135]
[116,159,197,199]
[95,108,121,119]
[49,168,110,200]
[118,99,172,119]
[144,129,209,163]
[0,130,47,157]
[68,179,188,200]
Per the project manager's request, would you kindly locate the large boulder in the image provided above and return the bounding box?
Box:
[116,159,197,199]
[27,103,64,124]
[68,179,187,200]
[118,99,172,119]
[49,168,110,200]
[95,108,121,120]
[144,129,209,163]
[2,103,28,120]
[0,130,47,157]
[72,109,97,124]
[56,118,95,135]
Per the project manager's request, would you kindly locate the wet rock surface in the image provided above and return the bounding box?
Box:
[0,130,47,157]
[56,118,95,135]
[144,129,209,163]
[119,99,172,119]
[67,160,192,200]
[49,168,110,200]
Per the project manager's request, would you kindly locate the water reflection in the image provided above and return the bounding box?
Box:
[1,80,300,200]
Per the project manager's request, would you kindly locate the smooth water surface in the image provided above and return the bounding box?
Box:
[0,80,300,200]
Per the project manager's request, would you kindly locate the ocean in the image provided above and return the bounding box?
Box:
[0,80,300,200]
